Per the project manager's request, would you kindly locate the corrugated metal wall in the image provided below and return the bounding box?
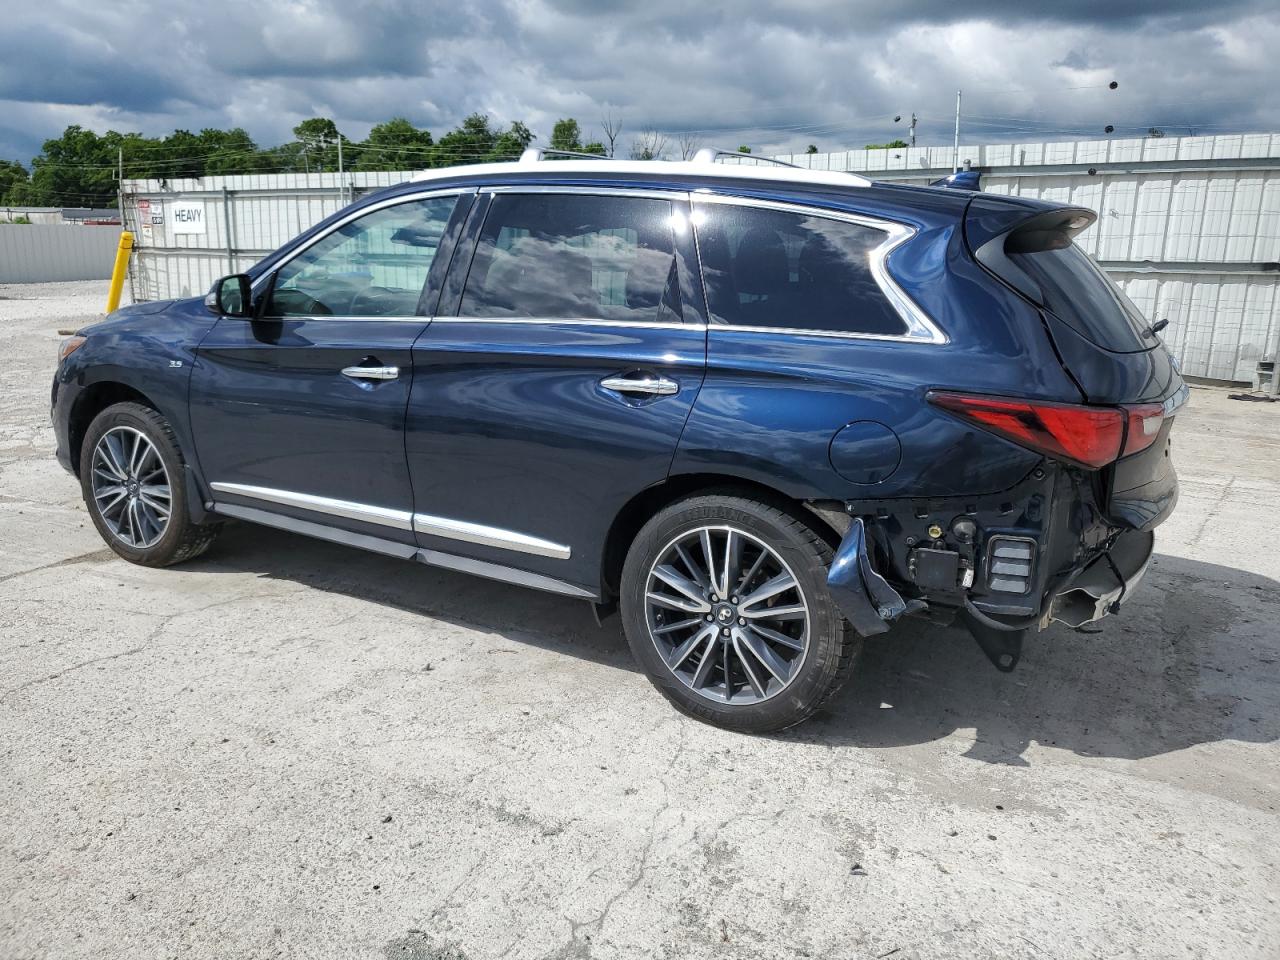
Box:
[123,133,1280,381]
[0,224,120,283]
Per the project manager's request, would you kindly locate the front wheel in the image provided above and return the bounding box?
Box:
[79,402,221,567]
[620,493,859,733]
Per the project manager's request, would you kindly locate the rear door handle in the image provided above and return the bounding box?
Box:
[600,374,679,397]
[341,365,400,381]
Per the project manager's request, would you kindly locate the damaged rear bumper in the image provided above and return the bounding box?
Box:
[1048,529,1154,628]
[827,515,1156,644]
[826,517,916,636]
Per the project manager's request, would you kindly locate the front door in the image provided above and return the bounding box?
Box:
[405,189,707,592]
[190,190,470,544]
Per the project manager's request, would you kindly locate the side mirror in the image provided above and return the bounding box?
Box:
[205,274,254,317]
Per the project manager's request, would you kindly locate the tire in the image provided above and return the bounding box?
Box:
[620,492,859,733]
[79,401,221,567]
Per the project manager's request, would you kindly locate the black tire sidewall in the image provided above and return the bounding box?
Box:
[79,403,192,566]
[620,495,850,733]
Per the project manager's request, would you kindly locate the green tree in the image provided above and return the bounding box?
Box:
[550,118,582,154]
[737,145,751,154]
[490,121,534,160]
[806,144,818,154]
[355,118,433,171]
[864,139,908,149]
[0,160,29,203]
[288,118,350,173]
[24,125,118,207]
[580,141,607,156]
[434,113,498,166]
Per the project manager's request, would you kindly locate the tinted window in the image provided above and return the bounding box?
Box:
[268,195,459,317]
[460,194,682,324]
[695,203,906,336]
[1010,242,1151,352]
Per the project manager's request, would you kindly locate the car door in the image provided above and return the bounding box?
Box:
[190,189,472,546]
[404,187,707,593]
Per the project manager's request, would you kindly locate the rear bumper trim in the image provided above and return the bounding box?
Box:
[1049,529,1154,628]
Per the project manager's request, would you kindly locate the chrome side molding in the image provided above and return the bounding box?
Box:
[412,512,571,560]
[208,482,413,530]
[208,482,571,560]
[207,501,591,599]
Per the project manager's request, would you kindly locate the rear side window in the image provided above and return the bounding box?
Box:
[694,203,906,336]
[460,194,682,324]
[1009,242,1151,352]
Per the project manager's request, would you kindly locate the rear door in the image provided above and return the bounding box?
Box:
[190,190,471,544]
[404,187,707,593]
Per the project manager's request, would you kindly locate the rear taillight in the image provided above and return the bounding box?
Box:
[1121,403,1165,457]
[928,391,1125,469]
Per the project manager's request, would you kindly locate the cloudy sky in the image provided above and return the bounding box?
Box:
[1,0,1277,164]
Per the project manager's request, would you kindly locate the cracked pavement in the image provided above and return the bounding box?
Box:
[2,281,1279,959]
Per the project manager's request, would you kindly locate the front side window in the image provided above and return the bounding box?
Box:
[268,194,460,318]
[459,193,682,324]
[694,202,907,336]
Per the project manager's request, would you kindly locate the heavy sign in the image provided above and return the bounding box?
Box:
[166,200,207,235]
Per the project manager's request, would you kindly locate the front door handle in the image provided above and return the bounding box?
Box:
[600,374,679,397]
[341,365,400,381]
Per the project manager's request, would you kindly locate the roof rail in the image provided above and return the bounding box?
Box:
[519,147,617,163]
[692,148,801,169]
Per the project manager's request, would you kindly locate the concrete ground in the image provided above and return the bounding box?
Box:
[2,280,1278,960]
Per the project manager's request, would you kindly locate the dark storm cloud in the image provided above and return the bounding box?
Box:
[3,0,1278,165]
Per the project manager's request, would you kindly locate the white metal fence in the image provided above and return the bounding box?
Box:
[123,133,1280,382]
[0,224,120,283]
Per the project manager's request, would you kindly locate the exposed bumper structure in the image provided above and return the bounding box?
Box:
[1049,529,1155,628]
[827,518,915,636]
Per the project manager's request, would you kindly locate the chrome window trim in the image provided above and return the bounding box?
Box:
[427,316,704,332]
[208,481,571,560]
[249,186,476,298]
[412,512,571,560]
[478,185,691,201]
[690,192,948,346]
[209,482,414,530]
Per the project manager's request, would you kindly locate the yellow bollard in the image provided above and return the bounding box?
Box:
[105,231,134,314]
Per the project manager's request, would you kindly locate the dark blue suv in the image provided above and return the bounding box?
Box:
[52,153,1186,732]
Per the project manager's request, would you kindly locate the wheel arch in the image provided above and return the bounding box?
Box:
[599,472,846,599]
[67,382,162,476]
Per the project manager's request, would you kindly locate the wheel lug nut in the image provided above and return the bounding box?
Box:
[738,617,745,626]
[721,627,730,637]
[705,614,713,621]
[710,594,719,603]
[731,596,738,603]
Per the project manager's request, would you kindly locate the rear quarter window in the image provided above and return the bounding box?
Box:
[1009,242,1152,353]
[694,203,907,337]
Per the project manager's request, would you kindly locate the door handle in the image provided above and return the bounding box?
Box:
[600,374,679,397]
[341,365,400,381]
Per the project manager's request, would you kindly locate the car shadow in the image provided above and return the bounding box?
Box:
[191,524,1280,764]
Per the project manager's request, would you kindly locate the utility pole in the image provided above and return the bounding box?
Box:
[953,90,962,173]
[116,147,125,226]
[909,113,917,148]
[336,135,345,205]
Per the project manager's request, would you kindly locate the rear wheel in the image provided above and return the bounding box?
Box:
[80,402,220,567]
[621,493,858,733]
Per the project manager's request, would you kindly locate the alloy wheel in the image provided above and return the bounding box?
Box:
[90,427,172,549]
[644,524,810,705]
